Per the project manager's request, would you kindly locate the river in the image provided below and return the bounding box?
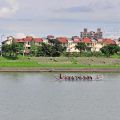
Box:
[0,72,120,120]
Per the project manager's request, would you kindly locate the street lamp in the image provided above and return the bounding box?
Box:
[1,34,5,57]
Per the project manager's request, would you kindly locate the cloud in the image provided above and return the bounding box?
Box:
[15,33,26,38]
[56,6,93,13]
[0,0,120,38]
[55,0,119,14]
[0,0,19,18]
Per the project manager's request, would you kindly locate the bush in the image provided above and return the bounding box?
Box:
[80,52,93,57]
[61,51,110,57]
[61,52,69,57]
[92,51,104,57]
[71,57,77,64]
[71,52,80,57]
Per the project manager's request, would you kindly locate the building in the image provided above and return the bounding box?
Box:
[80,28,102,39]
[2,36,14,45]
[56,37,68,47]
[92,38,116,52]
[2,30,119,54]
[67,36,81,52]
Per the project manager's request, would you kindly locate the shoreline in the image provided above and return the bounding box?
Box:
[0,68,120,73]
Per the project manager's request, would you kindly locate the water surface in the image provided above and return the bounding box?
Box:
[0,72,120,120]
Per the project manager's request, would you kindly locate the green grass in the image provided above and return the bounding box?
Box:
[111,54,120,58]
[0,61,119,68]
[0,56,120,68]
[0,61,39,67]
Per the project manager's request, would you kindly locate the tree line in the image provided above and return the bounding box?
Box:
[1,39,120,59]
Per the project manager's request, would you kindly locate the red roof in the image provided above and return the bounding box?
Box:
[33,38,43,43]
[73,38,81,43]
[47,35,54,39]
[97,39,103,42]
[103,39,116,45]
[82,37,92,43]
[15,39,25,43]
[57,37,68,43]
[23,37,33,42]
[15,37,43,43]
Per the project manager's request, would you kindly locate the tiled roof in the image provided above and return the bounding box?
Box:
[57,37,68,43]
[73,38,81,43]
[15,38,43,43]
[82,37,92,43]
[33,38,43,42]
[97,39,103,42]
[103,39,116,45]
[23,37,33,42]
[15,39,25,43]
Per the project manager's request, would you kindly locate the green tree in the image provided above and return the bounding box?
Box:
[2,44,10,56]
[75,42,87,53]
[37,43,52,56]
[2,43,20,59]
[37,40,66,57]
[49,39,66,57]
[17,43,24,56]
[30,44,38,57]
[100,44,120,57]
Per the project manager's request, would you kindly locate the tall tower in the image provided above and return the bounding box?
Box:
[84,28,88,33]
[97,28,101,33]
[97,28,102,39]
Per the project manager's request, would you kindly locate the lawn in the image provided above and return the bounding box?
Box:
[0,56,120,68]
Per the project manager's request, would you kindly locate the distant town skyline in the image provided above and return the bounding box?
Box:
[0,0,120,39]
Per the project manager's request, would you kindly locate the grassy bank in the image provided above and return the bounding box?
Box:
[0,56,120,68]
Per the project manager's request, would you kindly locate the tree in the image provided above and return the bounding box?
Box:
[2,43,20,59]
[2,44,10,56]
[30,44,38,57]
[48,39,66,57]
[37,40,66,57]
[17,43,24,56]
[37,43,52,56]
[100,44,120,57]
[10,43,20,57]
[75,42,87,53]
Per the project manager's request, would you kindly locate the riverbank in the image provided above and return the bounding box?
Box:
[0,57,120,72]
[0,68,120,72]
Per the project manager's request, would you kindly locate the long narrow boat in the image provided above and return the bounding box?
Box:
[55,74,104,81]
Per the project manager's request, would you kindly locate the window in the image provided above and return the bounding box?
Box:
[28,42,30,45]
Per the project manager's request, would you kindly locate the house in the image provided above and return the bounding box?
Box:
[102,38,116,45]
[56,37,68,46]
[67,36,81,52]
[15,36,43,53]
[2,36,14,45]
[2,32,120,54]
[116,39,120,47]
[81,37,92,51]
[92,39,104,52]
[92,38,116,52]
[32,38,43,46]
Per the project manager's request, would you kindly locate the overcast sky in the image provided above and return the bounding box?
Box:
[0,0,120,38]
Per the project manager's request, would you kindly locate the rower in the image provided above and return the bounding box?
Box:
[59,73,62,79]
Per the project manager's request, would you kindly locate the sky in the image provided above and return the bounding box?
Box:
[0,0,120,39]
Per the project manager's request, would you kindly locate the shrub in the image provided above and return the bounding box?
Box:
[92,51,104,57]
[71,57,77,64]
[80,52,93,57]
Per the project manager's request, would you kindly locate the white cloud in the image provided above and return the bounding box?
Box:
[0,0,120,38]
[0,0,19,18]
[15,33,26,38]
